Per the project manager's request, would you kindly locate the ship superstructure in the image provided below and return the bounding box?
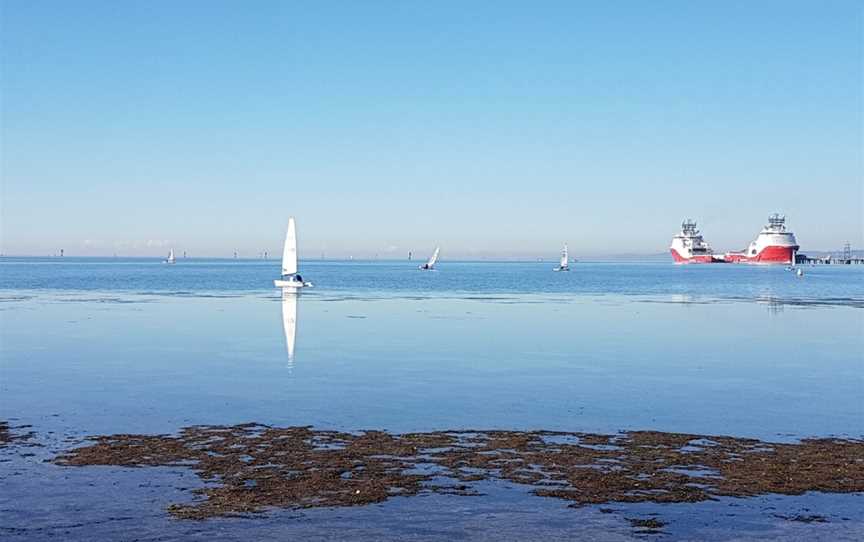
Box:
[724,214,799,264]
[670,220,720,263]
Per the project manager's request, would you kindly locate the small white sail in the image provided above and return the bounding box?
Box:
[426,247,440,268]
[281,290,297,362]
[166,249,176,264]
[274,217,312,288]
[554,243,569,271]
[281,218,298,276]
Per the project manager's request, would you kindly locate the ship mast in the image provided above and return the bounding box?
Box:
[681,219,698,235]
[767,213,786,232]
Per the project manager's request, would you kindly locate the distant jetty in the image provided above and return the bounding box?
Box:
[797,243,864,265]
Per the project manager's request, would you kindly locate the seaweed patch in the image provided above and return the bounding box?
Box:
[0,421,35,447]
[55,424,864,520]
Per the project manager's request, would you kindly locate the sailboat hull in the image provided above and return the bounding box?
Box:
[554,267,569,271]
[274,280,312,288]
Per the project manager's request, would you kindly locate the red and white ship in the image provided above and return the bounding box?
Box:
[670,220,722,263]
[723,214,798,264]
[671,214,799,265]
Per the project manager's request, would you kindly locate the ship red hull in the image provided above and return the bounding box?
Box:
[724,246,796,264]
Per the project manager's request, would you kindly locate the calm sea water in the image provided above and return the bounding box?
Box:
[3,256,864,300]
[1,257,862,436]
[1,257,862,540]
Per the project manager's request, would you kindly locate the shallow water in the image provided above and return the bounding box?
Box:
[1,258,862,540]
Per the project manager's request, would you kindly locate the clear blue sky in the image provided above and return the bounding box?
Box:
[1,1,861,258]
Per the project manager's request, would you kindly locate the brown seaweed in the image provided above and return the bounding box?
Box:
[0,421,34,447]
[54,423,864,520]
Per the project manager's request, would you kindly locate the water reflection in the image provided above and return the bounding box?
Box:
[281,289,298,365]
[755,296,785,315]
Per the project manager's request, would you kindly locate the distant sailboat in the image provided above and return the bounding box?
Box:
[164,249,176,264]
[419,247,440,270]
[274,217,312,288]
[281,290,298,362]
[554,244,569,271]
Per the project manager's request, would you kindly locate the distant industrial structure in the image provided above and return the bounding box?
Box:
[796,242,864,265]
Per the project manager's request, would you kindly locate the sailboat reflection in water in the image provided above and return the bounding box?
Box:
[281,289,298,366]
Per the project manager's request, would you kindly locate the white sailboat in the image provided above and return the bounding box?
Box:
[274,217,312,288]
[419,246,440,270]
[554,244,569,271]
[164,249,176,264]
[281,290,298,362]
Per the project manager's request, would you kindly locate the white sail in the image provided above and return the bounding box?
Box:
[281,290,297,362]
[559,244,568,268]
[167,249,175,263]
[426,247,440,268]
[281,218,298,276]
